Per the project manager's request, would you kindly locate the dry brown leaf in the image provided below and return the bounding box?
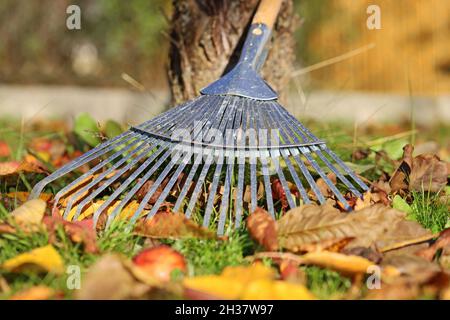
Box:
[75,254,152,300]
[43,215,99,254]
[416,228,450,262]
[390,144,448,193]
[134,211,216,239]
[246,207,278,251]
[315,173,337,198]
[0,156,48,176]
[277,204,407,251]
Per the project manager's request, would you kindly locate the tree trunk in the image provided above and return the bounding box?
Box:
[168,0,298,105]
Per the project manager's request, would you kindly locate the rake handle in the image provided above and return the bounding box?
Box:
[252,0,283,30]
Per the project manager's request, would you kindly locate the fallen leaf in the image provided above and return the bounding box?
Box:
[9,286,55,300]
[6,192,53,203]
[134,211,216,240]
[392,195,413,214]
[390,144,448,193]
[300,252,374,275]
[43,215,99,254]
[354,191,372,211]
[75,254,151,300]
[0,141,11,157]
[416,228,450,261]
[133,245,187,282]
[2,245,64,274]
[276,204,407,251]
[182,263,315,300]
[0,157,48,176]
[10,199,46,230]
[241,280,315,300]
[341,247,383,264]
[246,207,278,251]
[315,173,337,198]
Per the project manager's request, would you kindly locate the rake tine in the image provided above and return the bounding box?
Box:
[300,147,351,210]
[259,152,275,218]
[104,145,170,226]
[71,139,159,221]
[217,99,241,234]
[314,148,362,197]
[321,146,369,191]
[184,96,231,218]
[52,135,146,214]
[247,101,259,212]
[203,98,238,228]
[290,148,326,204]
[30,132,136,199]
[59,137,151,216]
[144,99,221,218]
[234,101,250,228]
[262,103,310,204]
[172,152,202,212]
[270,104,326,203]
[105,98,214,226]
[94,142,165,227]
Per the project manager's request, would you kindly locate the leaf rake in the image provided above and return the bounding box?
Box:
[30,0,369,235]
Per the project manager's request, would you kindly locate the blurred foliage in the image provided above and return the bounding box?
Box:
[0,0,447,94]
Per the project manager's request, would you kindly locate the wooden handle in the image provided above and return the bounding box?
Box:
[252,0,283,29]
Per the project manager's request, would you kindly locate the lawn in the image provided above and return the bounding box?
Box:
[0,114,449,300]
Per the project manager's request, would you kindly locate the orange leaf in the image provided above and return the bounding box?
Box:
[133,245,186,282]
[246,207,278,251]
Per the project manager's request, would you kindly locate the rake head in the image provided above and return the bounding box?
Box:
[30,94,368,235]
[29,2,369,234]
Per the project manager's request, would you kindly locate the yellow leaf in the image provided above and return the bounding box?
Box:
[301,251,374,275]
[10,199,46,228]
[241,280,315,300]
[2,245,64,274]
[9,285,55,300]
[6,192,52,203]
[183,263,315,300]
[65,200,146,221]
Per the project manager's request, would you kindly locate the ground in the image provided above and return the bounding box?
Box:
[0,114,448,300]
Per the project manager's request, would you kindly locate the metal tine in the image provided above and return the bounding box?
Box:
[203,97,238,229]
[138,96,203,132]
[251,103,275,218]
[143,98,224,219]
[62,137,153,219]
[262,102,310,205]
[217,97,242,235]
[274,104,358,205]
[105,96,215,226]
[71,138,160,221]
[272,103,350,208]
[30,132,135,198]
[184,96,232,218]
[277,105,367,192]
[247,100,258,212]
[321,146,369,191]
[253,102,295,210]
[95,141,167,227]
[234,99,249,228]
[268,102,326,204]
[42,100,191,203]
[313,147,362,197]
[52,135,145,213]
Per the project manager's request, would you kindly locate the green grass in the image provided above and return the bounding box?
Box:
[303,266,352,300]
[171,230,252,276]
[409,190,449,234]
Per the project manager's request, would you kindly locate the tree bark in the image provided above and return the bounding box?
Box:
[168,0,298,105]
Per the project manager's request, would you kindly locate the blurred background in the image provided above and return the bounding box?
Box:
[0,0,449,127]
